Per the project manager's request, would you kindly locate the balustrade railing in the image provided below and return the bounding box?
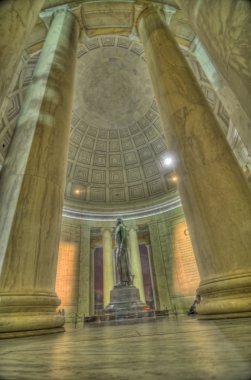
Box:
[63,307,170,327]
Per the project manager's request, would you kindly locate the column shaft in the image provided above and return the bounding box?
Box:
[0,0,44,118]
[0,9,79,336]
[148,222,172,310]
[102,229,114,308]
[177,0,251,152]
[128,227,145,302]
[78,224,91,317]
[138,7,251,318]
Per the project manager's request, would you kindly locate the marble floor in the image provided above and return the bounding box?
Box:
[0,316,251,380]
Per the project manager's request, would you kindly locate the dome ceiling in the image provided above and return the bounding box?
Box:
[74,41,153,129]
[65,35,177,210]
[0,0,239,215]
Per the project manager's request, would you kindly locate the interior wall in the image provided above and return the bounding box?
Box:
[56,206,200,318]
[56,242,80,316]
[55,219,81,321]
[146,209,200,314]
[153,210,200,313]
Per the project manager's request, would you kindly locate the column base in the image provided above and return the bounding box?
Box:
[0,293,65,337]
[0,326,64,339]
[197,273,251,319]
[198,311,251,320]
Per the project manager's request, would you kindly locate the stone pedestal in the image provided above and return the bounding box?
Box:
[105,286,145,313]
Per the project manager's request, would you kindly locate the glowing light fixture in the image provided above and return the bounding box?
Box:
[164,156,173,166]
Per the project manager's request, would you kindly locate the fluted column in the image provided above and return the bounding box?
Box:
[138,7,251,318]
[148,222,172,310]
[102,228,114,308]
[78,224,91,317]
[177,0,251,153]
[0,9,80,337]
[0,0,44,119]
[128,227,145,302]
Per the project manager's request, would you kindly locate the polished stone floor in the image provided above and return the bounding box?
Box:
[0,316,251,380]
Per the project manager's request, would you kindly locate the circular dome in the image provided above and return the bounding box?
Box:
[74,45,153,129]
[65,36,176,211]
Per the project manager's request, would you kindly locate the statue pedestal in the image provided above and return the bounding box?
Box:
[104,286,145,313]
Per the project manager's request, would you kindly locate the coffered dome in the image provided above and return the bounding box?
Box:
[1,0,241,216]
[64,36,177,211]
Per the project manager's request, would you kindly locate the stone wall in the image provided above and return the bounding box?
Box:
[152,210,200,313]
[56,206,200,317]
[55,219,81,321]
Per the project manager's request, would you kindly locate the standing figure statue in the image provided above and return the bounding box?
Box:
[115,218,132,286]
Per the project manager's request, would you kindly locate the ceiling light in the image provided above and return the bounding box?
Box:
[164,157,173,166]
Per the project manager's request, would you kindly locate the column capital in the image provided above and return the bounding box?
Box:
[67,5,83,31]
[80,222,91,230]
[136,3,176,40]
[40,5,82,35]
[54,6,69,15]
[102,227,112,234]
[53,7,81,30]
[128,226,138,234]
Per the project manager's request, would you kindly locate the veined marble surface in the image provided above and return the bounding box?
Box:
[0,316,251,380]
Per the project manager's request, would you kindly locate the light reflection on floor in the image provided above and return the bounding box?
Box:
[0,316,251,380]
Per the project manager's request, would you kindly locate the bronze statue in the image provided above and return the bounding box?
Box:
[114,218,132,286]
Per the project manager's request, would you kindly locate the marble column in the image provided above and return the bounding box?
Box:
[188,37,251,158]
[0,0,44,119]
[138,6,251,318]
[90,238,96,315]
[0,9,80,337]
[146,244,157,309]
[78,224,91,317]
[177,0,251,153]
[148,222,172,310]
[102,228,114,308]
[128,227,145,303]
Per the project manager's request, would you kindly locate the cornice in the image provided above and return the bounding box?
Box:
[63,195,181,221]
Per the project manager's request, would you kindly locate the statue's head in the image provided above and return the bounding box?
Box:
[116,217,123,225]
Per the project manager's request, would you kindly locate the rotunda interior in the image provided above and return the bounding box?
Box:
[0,1,251,379]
